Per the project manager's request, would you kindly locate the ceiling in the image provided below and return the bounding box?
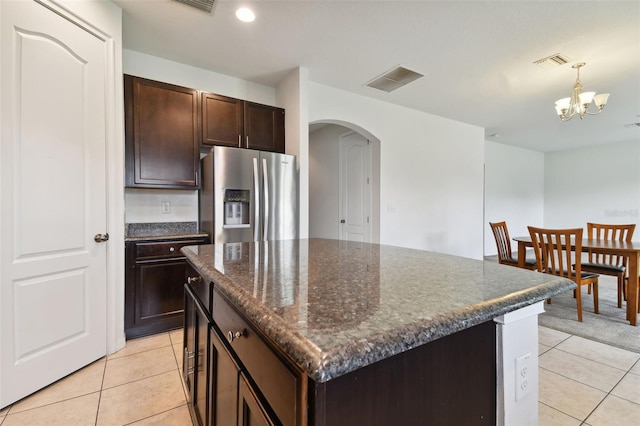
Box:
[113,0,640,152]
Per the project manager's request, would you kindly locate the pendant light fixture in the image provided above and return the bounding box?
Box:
[554,63,609,121]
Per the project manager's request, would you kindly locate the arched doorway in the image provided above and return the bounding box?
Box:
[308,121,381,243]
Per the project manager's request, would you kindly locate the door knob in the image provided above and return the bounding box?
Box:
[340,219,346,223]
[94,233,109,243]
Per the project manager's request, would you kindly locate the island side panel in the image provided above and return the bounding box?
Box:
[311,321,496,426]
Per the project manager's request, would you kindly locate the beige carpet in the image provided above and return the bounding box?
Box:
[538,275,640,354]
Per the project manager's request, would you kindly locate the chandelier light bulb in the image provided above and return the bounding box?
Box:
[593,93,610,110]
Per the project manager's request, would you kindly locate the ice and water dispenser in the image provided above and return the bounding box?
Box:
[223,189,250,227]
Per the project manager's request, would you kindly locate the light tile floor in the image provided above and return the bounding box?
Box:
[538,326,640,425]
[1,326,638,425]
[0,328,191,426]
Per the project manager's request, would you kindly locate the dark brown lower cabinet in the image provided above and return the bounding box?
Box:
[184,284,210,426]
[125,237,208,339]
[185,281,287,426]
[209,327,275,426]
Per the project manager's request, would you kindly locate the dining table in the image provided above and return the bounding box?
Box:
[513,236,640,326]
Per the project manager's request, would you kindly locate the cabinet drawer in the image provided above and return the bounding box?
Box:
[186,265,210,312]
[213,288,299,426]
[136,239,204,260]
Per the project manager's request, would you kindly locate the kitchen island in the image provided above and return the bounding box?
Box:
[182,238,575,426]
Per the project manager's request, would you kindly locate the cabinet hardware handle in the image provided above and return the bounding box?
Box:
[169,246,175,252]
[227,330,245,342]
[187,276,201,284]
[184,348,195,375]
[246,135,249,148]
[238,135,241,148]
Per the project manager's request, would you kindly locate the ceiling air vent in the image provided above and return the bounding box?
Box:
[533,53,571,70]
[366,66,424,93]
[172,0,215,13]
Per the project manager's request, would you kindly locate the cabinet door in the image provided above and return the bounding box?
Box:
[135,259,185,319]
[184,285,210,426]
[210,326,239,426]
[238,373,276,426]
[125,75,200,188]
[244,102,285,153]
[183,288,196,402]
[202,92,244,148]
[194,300,209,426]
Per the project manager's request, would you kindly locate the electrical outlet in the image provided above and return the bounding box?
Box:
[161,201,171,214]
[515,352,531,401]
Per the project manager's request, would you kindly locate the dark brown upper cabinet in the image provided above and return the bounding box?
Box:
[202,92,285,153]
[125,75,200,189]
[201,92,243,148]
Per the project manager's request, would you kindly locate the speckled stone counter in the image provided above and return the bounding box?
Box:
[125,221,208,242]
[182,238,575,383]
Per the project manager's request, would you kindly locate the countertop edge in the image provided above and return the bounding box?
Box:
[182,245,576,383]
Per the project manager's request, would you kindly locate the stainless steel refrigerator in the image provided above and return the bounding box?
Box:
[200,146,298,245]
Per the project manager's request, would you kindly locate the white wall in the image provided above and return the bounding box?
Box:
[276,67,309,238]
[544,140,640,230]
[309,125,344,239]
[484,141,545,255]
[123,50,276,105]
[309,82,485,259]
[125,189,198,223]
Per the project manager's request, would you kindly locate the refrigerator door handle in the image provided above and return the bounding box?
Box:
[253,157,260,241]
[262,158,269,241]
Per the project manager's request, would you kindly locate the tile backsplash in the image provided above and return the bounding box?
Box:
[125,188,198,223]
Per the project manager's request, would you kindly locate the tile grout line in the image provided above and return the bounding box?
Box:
[95,358,108,426]
[550,346,638,374]
[538,400,583,423]
[121,403,191,426]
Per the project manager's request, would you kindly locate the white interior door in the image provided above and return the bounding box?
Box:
[339,132,372,242]
[1,0,108,407]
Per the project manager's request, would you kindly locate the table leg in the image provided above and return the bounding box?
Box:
[627,253,638,326]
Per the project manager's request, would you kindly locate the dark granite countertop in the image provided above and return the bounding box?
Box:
[182,238,575,383]
[125,222,208,242]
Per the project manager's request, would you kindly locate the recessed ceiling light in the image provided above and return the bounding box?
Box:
[236,7,255,23]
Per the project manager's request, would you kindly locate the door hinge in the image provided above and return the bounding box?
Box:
[367,177,370,184]
[367,216,370,223]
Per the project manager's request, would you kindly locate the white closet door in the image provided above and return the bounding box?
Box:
[1,0,108,407]
[339,132,372,243]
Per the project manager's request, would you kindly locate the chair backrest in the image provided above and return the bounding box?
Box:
[586,222,636,266]
[490,221,514,263]
[528,226,583,281]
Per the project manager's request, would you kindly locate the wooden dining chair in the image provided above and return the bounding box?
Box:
[489,221,537,270]
[528,226,599,322]
[581,222,636,308]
